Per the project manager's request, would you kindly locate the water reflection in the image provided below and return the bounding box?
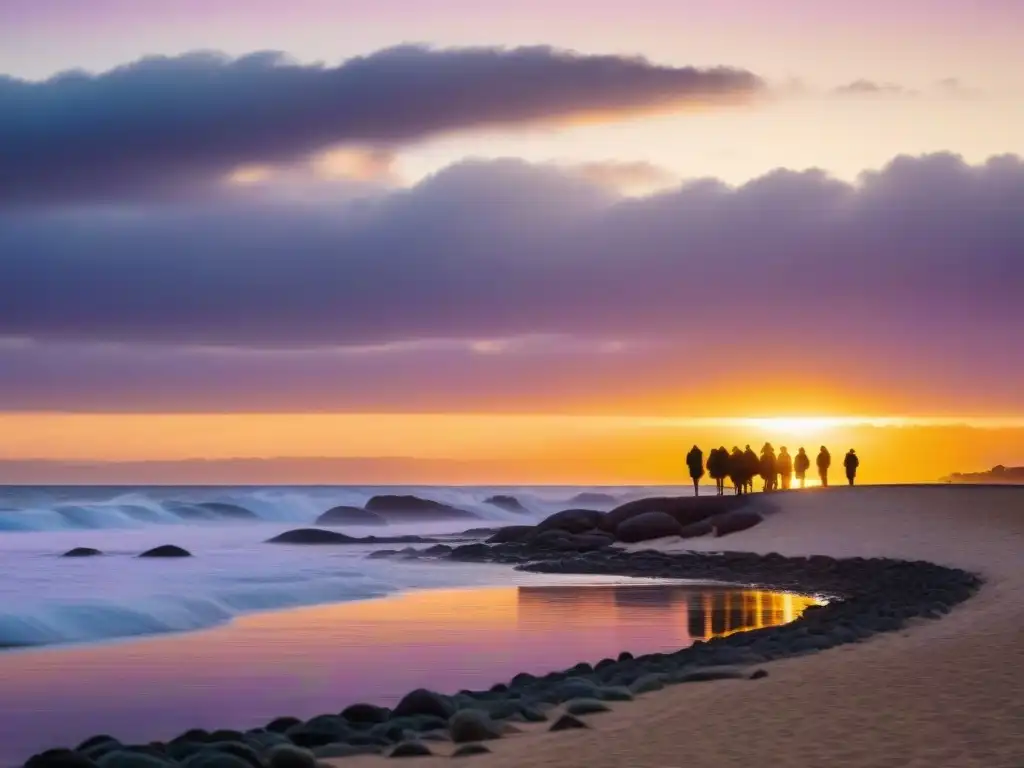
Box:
[517,584,816,640]
[0,582,818,762]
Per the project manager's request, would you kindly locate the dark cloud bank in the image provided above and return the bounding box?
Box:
[0,45,760,204]
[1,152,1022,412]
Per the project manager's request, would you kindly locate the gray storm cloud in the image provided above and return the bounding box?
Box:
[0,45,762,204]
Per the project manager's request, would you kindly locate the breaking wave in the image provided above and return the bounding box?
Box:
[0,485,669,533]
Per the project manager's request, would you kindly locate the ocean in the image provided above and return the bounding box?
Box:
[0,484,690,648]
[0,483,823,763]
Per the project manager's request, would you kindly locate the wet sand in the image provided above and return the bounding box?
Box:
[328,485,1024,768]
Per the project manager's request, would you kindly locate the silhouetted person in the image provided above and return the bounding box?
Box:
[686,445,705,496]
[777,446,793,490]
[794,447,810,488]
[729,447,746,495]
[816,445,831,487]
[743,445,759,494]
[707,446,729,496]
[759,443,777,492]
[844,449,859,486]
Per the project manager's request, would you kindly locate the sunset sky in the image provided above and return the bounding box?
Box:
[1,0,1022,482]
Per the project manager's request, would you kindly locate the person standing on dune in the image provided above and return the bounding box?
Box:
[707,447,729,496]
[777,446,793,490]
[686,445,705,496]
[729,447,746,494]
[759,443,777,492]
[817,446,832,487]
[844,449,860,486]
[794,448,810,487]
[743,445,759,494]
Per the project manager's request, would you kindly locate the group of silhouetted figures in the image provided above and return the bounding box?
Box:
[684,444,860,495]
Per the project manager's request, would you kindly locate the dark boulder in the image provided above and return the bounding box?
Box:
[530,530,614,552]
[709,510,764,537]
[26,749,98,768]
[242,732,290,752]
[448,710,503,743]
[460,527,499,537]
[266,529,435,545]
[266,717,302,734]
[614,512,683,543]
[315,506,388,527]
[484,495,528,513]
[388,742,433,758]
[267,529,358,545]
[604,496,742,531]
[486,525,537,544]
[95,751,172,768]
[563,699,610,716]
[138,545,192,558]
[678,520,714,539]
[536,508,605,534]
[449,543,491,561]
[365,496,479,521]
[171,731,210,745]
[549,714,589,732]
[391,689,456,720]
[62,547,103,557]
[180,752,252,768]
[341,703,391,724]
[422,544,453,557]
[266,745,317,768]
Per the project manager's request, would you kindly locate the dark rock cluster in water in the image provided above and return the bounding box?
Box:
[137,545,192,558]
[265,529,440,546]
[59,546,194,558]
[314,506,388,527]
[23,540,981,767]
[309,494,482,527]
[483,495,529,514]
[366,496,768,559]
[61,547,104,558]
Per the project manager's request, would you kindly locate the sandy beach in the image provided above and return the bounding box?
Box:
[327,486,1024,768]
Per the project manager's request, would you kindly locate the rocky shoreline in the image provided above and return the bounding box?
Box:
[24,538,982,768]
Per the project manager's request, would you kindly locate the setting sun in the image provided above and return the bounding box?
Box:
[738,417,848,436]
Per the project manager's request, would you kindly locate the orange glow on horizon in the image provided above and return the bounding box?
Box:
[0,412,1022,484]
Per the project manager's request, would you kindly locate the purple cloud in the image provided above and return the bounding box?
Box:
[0,152,1021,412]
[0,46,761,205]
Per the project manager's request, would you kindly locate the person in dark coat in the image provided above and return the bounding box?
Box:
[729,446,746,495]
[816,446,832,487]
[686,445,705,496]
[777,446,793,490]
[843,449,860,486]
[759,443,777,492]
[707,446,729,496]
[743,445,759,494]
[794,447,810,488]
